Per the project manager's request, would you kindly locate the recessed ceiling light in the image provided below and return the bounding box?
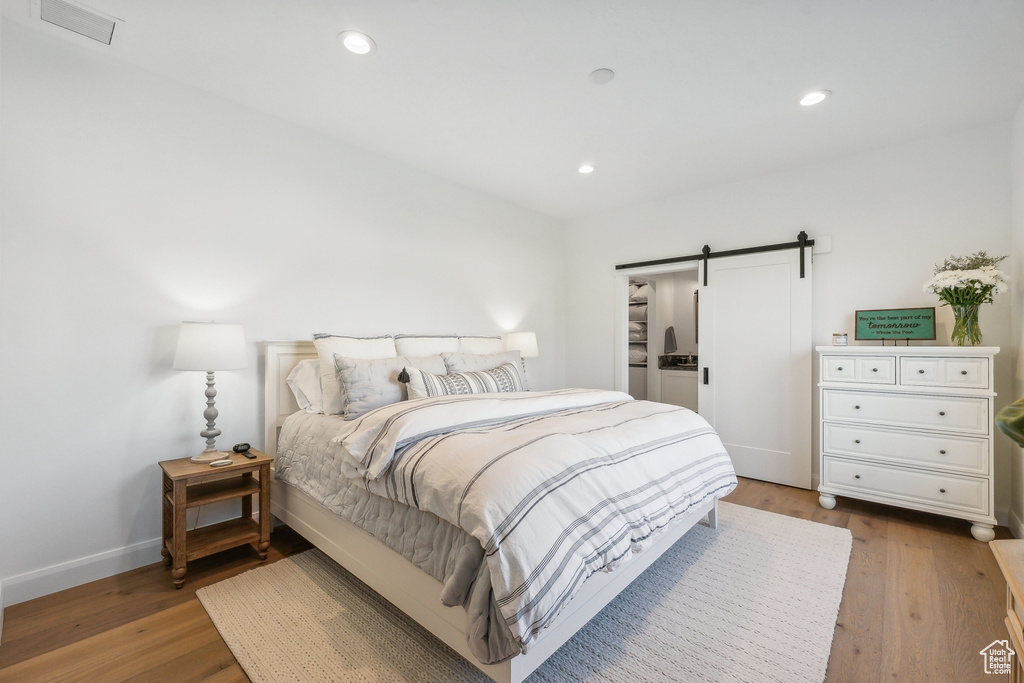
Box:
[800,90,831,106]
[588,68,615,85]
[578,164,595,174]
[338,30,376,55]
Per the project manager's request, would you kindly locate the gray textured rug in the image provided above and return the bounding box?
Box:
[198,502,852,682]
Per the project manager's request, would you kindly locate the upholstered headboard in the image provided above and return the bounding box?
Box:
[263,340,317,457]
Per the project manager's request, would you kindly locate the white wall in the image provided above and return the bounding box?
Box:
[565,124,1015,522]
[0,23,566,606]
[0,7,5,639]
[1009,98,1024,535]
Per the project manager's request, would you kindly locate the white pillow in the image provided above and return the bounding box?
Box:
[285,358,323,413]
[628,304,648,321]
[404,363,525,399]
[457,336,504,354]
[334,355,446,419]
[442,350,527,389]
[313,334,397,415]
[631,283,651,302]
[395,334,459,357]
[629,345,648,363]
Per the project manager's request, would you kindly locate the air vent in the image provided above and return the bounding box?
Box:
[34,0,119,46]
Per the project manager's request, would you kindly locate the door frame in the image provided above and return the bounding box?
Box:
[614,262,700,397]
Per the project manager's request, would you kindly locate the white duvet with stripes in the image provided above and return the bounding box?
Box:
[331,388,737,655]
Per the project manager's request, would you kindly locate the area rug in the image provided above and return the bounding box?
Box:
[197,502,852,682]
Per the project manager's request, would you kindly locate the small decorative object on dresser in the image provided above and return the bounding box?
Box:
[159,449,272,587]
[817,345,999,541]
[922,251,1008,346]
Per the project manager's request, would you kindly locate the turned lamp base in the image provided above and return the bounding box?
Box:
[190,450,229,464]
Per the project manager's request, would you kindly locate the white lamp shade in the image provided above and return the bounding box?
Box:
[504,332,539,358]
[173,322,247,371]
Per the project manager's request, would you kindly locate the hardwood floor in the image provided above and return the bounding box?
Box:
[0,478,1013,682]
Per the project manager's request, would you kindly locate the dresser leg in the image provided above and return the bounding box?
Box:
[818,493,837,510]
[971,523,995,542]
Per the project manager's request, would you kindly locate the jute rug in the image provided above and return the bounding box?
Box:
[197,502,852,682]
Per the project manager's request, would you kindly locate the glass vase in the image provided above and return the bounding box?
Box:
[950,304,982,346]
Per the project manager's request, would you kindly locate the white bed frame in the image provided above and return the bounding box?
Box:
[263,340,717,683]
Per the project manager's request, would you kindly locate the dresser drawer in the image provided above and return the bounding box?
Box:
[822,423,988,474]
[900,356,989,390]
[822,355,895,384]
[822,456,989,515]
[822,389,989,434]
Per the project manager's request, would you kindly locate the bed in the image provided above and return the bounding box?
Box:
[263,339,736,683]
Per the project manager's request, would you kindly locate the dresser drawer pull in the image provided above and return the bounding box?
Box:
[837,366,843,371]
[961,370,968,375]
[918,369,925,374]
[872,368,879,373]
[939,488,946,494]
[939,449,946,455]
[939,411,946,416]
[854,439,861,444]
[854,474,861,479]
[854,405,861,410]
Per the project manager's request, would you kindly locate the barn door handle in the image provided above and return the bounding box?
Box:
[703,367,709,385]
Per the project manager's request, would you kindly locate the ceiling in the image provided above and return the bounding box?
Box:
[5,0,1024,221]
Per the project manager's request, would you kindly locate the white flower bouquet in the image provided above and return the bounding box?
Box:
[922,251,1007,345]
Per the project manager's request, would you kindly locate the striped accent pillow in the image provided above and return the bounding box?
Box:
[403,362,525,399]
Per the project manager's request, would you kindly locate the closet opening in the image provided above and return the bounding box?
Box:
[617,263,699,409]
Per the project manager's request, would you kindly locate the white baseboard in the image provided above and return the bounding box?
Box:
[1,537,163,609]
[1009,507,1024,540]
[0,581,5,643]
[1,505,267,610]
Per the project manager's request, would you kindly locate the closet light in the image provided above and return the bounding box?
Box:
[800,90,831,106]
[578,164,595,174]
[338,31,376,55]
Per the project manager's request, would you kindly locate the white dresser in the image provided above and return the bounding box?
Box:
[816,345,999,541]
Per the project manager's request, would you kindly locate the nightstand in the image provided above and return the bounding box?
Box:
[159,449,272,588]
[990,540,1024,681]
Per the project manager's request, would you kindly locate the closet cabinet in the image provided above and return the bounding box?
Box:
[627,279,650,400]
[628,279,649,368]
[816,346,998,541]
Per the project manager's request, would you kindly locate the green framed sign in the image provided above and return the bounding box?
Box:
[855,307,936,341]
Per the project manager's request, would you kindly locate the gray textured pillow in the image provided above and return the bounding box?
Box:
[313,334,397,415]
[334,354,447,419]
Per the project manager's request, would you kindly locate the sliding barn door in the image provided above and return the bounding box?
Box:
[698,249,812,488]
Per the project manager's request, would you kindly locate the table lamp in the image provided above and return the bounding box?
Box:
[504,331,539,382]
[173,321,247,463]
